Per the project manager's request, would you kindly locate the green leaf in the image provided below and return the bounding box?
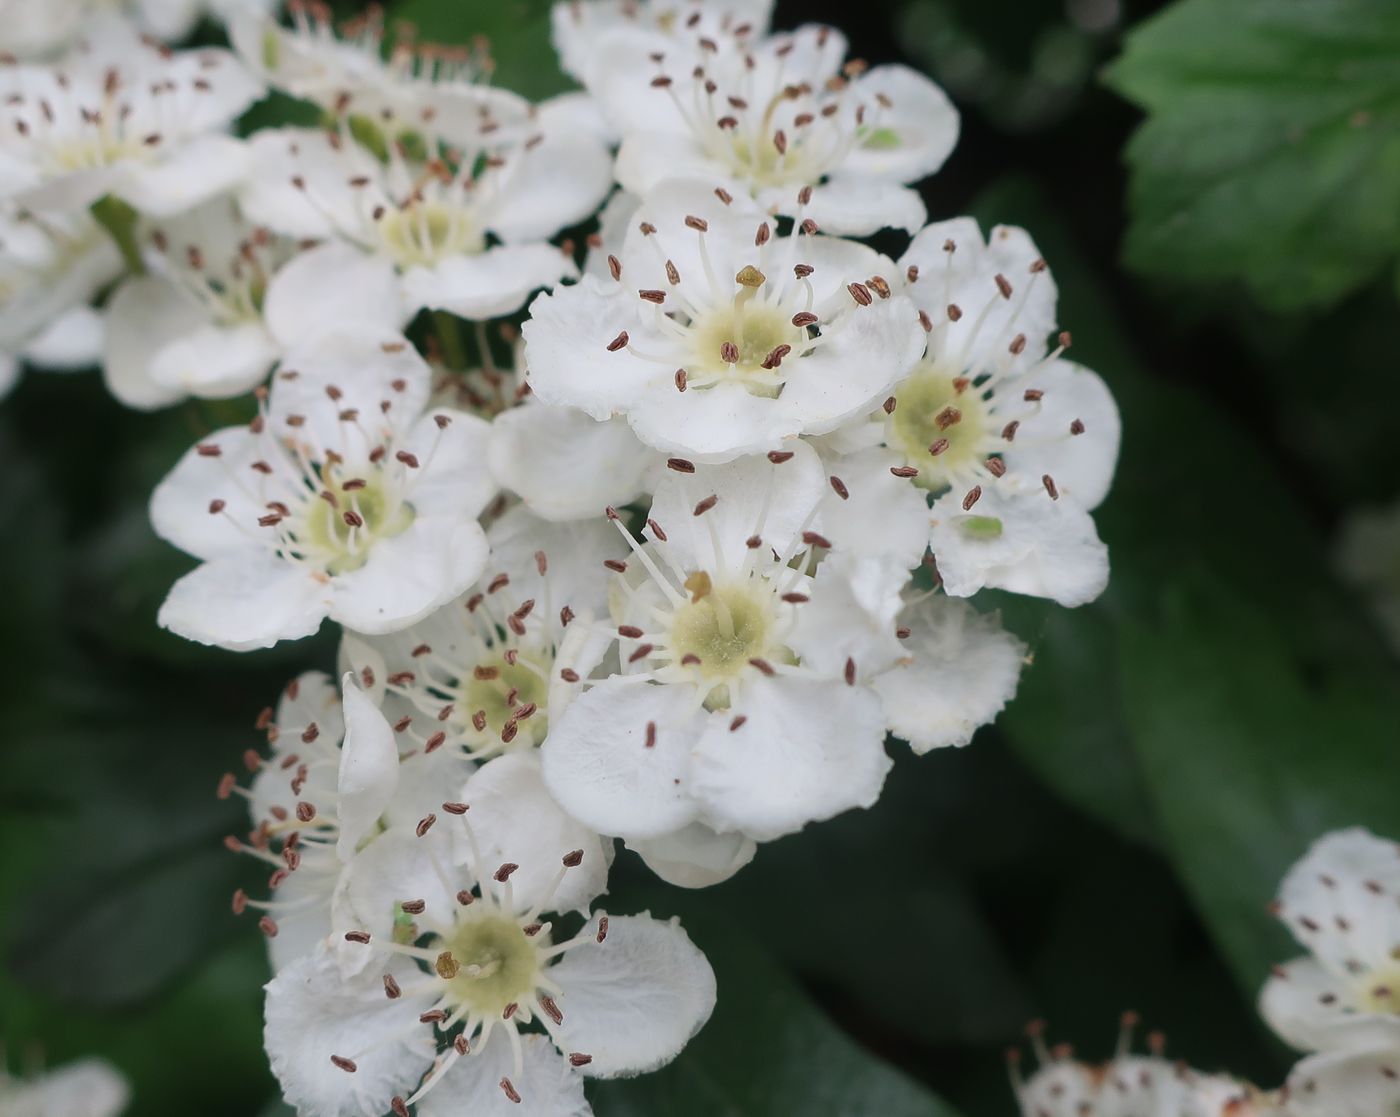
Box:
[1105,0,1400,311]
[971,178,1400,990]
[588,901,966,1117]
[389,0,570,102]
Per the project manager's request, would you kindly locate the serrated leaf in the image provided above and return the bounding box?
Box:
[1105,0,1400,311]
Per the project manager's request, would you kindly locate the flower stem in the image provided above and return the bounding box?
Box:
[433,310,467,370]
[90,195,145,276]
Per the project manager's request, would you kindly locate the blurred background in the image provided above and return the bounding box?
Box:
[4,0,1399,1113]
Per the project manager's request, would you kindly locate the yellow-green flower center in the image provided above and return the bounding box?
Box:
[670,581,772,682]
[890,364,991,490]
[457,653,549,753]
[297,471,414,574]
[1356,962,1400,1015]
[437,913,541,1018]
[379,202,485,268]
[691,302,800,391]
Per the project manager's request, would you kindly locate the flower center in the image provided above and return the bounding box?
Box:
[296,469,415,574]
[889,364,992,490]
[689,301,801,392]
[1356,961,1400,1015]
[456,652,550,753]
[669,579,773,682]
[437,912,542,1018]
[378,202,484,268]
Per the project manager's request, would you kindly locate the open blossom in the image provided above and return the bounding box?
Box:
[264,820,714,1117]
[0,16,261,217]
[103,197,406,409]
[0,1056,129,1117]
[605,23,958,236]
[150,326,496,649]
[524,179,925,462]
[1283,1046,1400,1116]
[818,217,1119,606]
[1259,828,1400,1055]
[240,103,610,321]
[0,203,118,396]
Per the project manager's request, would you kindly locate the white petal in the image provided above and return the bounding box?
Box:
[484,505,622,620]
[626,822,756,889]
[787,552,908,676]
[116,135,253,217]
[335,831,458,949]
[1285,1048,1400,1117]
[264,945,437,1117]
[149,320,278,400]
[872,596,1026,753]
[814,445,929,569]
[691,675,890,841]
[626,378,792,462]
[158,553,328,650]
[149,426,275,561]
[415,1032,589,1117]
[541,678,702,841]
[550,914,716,1077]
[23,304,105,369]
[1,1059,130,1117]
[328,516,489,636]
[928,480,1109,607]
[102,274,211,410]
[1017,1060,1099,1117]
[488,404,655,522]
[241,127,377,239]
[1276,827,1400,977]
[398,409,496,521]
[840,65,959,183]
[336,682,400,858]
[797,176,927,238]
[279,670,347,746]
[1259,956,1400,1053]
[265,855,340,973]
[265,242,407,350]
[522,278,665,420]
[614,131,728,200]
[487,130,613,244]
[645,438,825,568]
[463,752,611,915]
[401,245,577,320]
[1006,359,1120,510]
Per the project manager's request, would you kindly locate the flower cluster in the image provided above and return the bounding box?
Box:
[1013,826,1400,1117]
[1,0,1130,1112]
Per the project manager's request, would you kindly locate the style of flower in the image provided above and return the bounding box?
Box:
[264,825,713,1117]
[0,16,262,216]
[523,178,925,462]
[150,326,496,649]
[103,196,406,409]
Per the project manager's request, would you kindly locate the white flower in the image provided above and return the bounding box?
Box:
[103,198,407,409]
[1335,497,1400,657]
[240,119,608,321]
[551,0,775,90]
[817,217,1120,607]
[1283,1047,1400,1117]
[0,0,93,61]
[0,203,119,396]
[0,17,262,217]
[150,326,495,649]
[264,829,714,1117]
[0,1057,129,1117]
[523,178,925,462]
[541,442,899,848]
[1259,827,1400,1055]
[605,24,958,236]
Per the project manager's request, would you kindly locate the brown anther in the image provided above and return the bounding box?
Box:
[667,456,696,473]
[330,1055,357,1073]
[569,1053,593,1067]
[1023,388,1044,402]
[644,721,657,748]
[802,530,831,548]
[500,1078,521,1104]
[344,930,371,944]
[994,274,1013,299]
[847,282,873,306]
[559,667,580,683]
[596,915,609,942]
[606,331,629,352]
[1042,474,1059,500]
[962,486,982,511]
[684,214,709,232]
[693,494,718,516]
[748,657,776,676]
[891,465,919,477]
[829,476,849,500]
[258,916,279,937]
[793,264,814,279]
[928,438,949,456]
[382,973,402,999]
[1070,418,1085,435]
[400,899,427,915]
[415,814,436,837]
[607,254,621,280]
[720,340,740,364]
[1001,420,1020,442]
[947,303,963,322]
[935,406,962,430]
[563,849,585,867]
[295,801,316,822]
[442,801,469,815]
[647,517,669,541]
[494,862,519,883]
[767,450,794,463]
[985,457,1006,477]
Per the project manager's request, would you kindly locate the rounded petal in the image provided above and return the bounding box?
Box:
[625,822,756,889]
[797,176,927,238]
[328,516,490,636]
[841,65,959,183]
[1285,1048,1400,1117]
[484,504,623,620]
[814,446,929,569]
[787,552,908,676]
[398,408,496,521]
[24,303,105,369]
[928,480,1109,608]
[549,913,716,1077]
[149,320,279,400]
[691,675,891,841]
[337,682,401,858]
[1259,955,1400,1053]
[487,131,613,244]
[265,242,407,350]
[489,404,655,522]
[626,378,792,462]
[614,131,726,200]
[265,855,341,973]
[1006,359,1120,511]
[149,425,277,561]
[158,553,328,651]
[117,135,253,217]
[416,1033,589,1117]
[872,595,1026,753]
[1,1059,130,1117]
[102,274,211,410]
[335,830,458,949]
[241,127,378,239]
[463,751,611,916]
[401,244,577,320]
[541,678,703,842]
[1276,828,1400,973]
[264,945,438,1117]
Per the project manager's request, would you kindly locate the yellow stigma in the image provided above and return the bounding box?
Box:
[670,580,771,682]
[439,912,542,1018]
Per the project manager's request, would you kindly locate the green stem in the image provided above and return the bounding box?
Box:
[90,195,145,276]
[433,310,468,371]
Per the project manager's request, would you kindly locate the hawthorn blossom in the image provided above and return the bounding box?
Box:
[524,179,925,462]
[0,17,262,217]
[103,198,407,409]
[1283,1047,1400,1116]
[1335,497,1400,657]
[264,832,714,1117]
[540,442,898,850]
[605,24,959,236]
[150,326,495,649]
[1259,828,1400,1055]
[0,203,118,396]
[0,1057,129,1117]
[239,108,610,321]
[818,217,1119,606]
